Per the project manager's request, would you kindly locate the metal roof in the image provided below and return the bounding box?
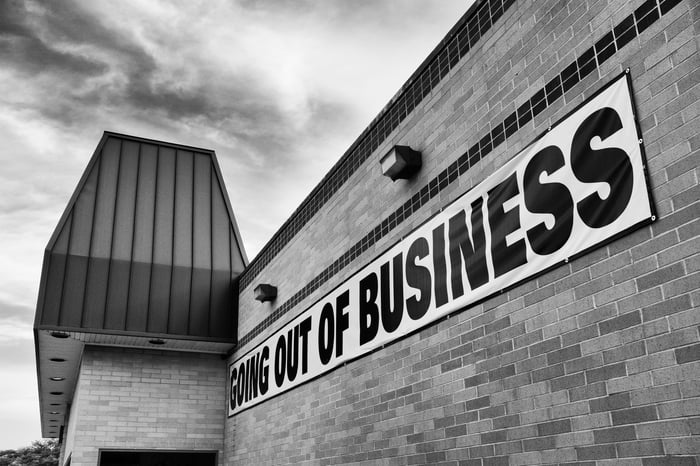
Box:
[34,131,248,437]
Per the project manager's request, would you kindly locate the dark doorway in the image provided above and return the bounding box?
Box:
[99,450,217,466]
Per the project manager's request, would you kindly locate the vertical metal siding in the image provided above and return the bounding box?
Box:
[170,149,193,335]
[61,158,99,327]
[210,177,233,338]
[84,138,120,329]
[149,145,175,334]
[37,132,245,342]
[190,153,212,336]
[105,139,138,330]
[41,212,72,326]
[126,143,158,332]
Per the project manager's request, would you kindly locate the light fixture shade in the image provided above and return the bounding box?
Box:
[380,145,422,181]
[254,284,277,302]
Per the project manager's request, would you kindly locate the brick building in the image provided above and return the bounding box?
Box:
[35,0,699,465]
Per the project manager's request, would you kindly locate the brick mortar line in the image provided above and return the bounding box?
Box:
[239,0,514,288]
[235,0,683,352]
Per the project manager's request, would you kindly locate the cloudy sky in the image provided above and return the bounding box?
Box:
[0,0,470,448]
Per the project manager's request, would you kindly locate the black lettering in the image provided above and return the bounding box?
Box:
[274,335,286,387]
[299,316,312,374]
[448,198,488,298]
[381,253,404,333]
[359,273,379,345]
[230,367,237,410]
[318,302,334,364]
[488,172,527,277]
[236,362,245,407]
[523,145,574,255]
[286,326,299,382]
[246,354,257,401]
[571,107,633,227]
[335,291,350,358]
[406,236,431,320]
[432,224,449,307]
[259,346,269,395]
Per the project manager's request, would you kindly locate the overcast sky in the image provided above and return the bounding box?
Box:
[0,0,470,449]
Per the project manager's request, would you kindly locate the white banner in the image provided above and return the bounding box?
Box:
[228,74,653,416]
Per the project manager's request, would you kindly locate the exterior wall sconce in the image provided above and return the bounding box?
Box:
[254,284,277,302]
[380,145,422,181]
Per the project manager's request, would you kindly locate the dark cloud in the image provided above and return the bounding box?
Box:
[0,0,295,152]
[0,1,108,77]
[0,1,472,447]
[1,0,447,173]
[1,0,151,70]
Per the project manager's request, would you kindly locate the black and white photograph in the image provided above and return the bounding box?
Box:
[1,0,698,465]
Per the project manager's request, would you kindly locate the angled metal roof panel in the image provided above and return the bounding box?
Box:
[35,131,247,341]
[34,131,248,438]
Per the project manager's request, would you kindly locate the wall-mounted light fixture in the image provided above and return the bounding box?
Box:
[254,284,277,302]
[380,145,422,181]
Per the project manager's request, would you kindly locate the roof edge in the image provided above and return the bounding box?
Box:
[45,132,108,251]
[102,131,216,154]
[34,325,238,345]
[240,0,486,274]
[210,152,249,266]
[45,131,249,264]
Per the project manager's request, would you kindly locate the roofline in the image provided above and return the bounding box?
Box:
[45,131,249,265]
[32,329,46,435]
[33,250,51,330]
[240,0,485,274]
[103,131,216,154]
[102,131,249,265]
[45,133,107,251]
[210,150,249,266]
[34,325,237,344]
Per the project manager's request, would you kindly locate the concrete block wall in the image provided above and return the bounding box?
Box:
[61,347,226,466]
[228,0,699,463]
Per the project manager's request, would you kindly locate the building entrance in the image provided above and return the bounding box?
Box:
[98,450,217,466]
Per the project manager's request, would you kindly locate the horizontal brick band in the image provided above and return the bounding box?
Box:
[240,0,516,289]
[236,0,682,351]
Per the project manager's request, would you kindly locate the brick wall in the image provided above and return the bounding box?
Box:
[61,347,226,466]
[227,0,699,464]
